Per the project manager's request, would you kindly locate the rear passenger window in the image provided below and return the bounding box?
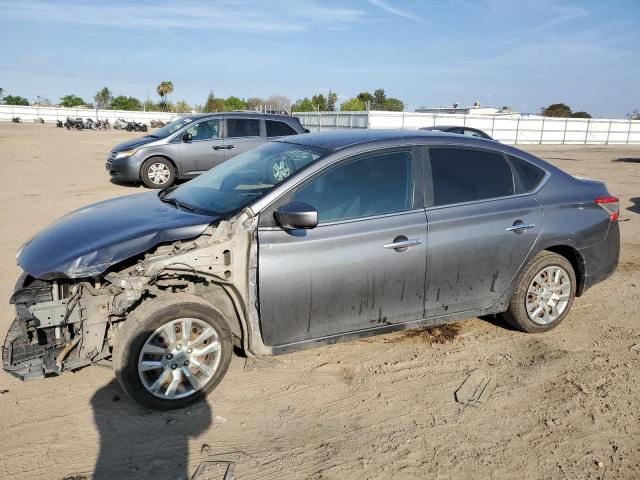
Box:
[508,155,546,193]
[293,151,413,223]
[429,148,514,206]
[266,120,297,137]
[227,119,260,138]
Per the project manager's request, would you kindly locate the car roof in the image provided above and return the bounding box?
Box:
[420,125,482,131]
[184,112,296,121]
[277,128,480,151]
[276,128,555,169]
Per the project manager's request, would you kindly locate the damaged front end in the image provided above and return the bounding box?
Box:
[4,276,118,380]
[3,213,267,382]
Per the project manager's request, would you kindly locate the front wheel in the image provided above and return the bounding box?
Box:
[501,251,576,333]
[141,157,176,189]
[113,295,233,410]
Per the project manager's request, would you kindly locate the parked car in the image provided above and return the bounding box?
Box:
[5,130,619,409]
[420,125,493,140]
[106,113,308,189]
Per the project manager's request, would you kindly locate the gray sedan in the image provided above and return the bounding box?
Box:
[5,130,620,409]
[106,112,307,188]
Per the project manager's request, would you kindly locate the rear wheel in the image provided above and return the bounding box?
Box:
[501,251,576,333]
[141,157,175,189]
[113,295,233,410]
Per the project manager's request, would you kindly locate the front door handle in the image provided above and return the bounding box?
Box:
[225,144,235,150]
[384,237,422,252]
[212,145,224,150]
[506,221,535,233]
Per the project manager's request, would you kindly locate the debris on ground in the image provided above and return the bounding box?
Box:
[455,371,496,407]
[630,344,640,353]
[0,389,8,395]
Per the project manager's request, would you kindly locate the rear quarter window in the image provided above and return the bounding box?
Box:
[429,147,515,206]
[266,120,298,137]
[508,155,546,193]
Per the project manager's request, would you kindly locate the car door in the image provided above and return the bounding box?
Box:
[422,146,542,317]
[257,148,427,347]
[224,118,264,158]
[178,118,225,175]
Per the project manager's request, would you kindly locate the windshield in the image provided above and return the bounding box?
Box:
[152,117,196,138]
[168,141,325,215]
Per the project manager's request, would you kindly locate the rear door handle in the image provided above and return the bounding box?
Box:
[506,221,535,232]
[384,238,422,251]
[212,145,224,150]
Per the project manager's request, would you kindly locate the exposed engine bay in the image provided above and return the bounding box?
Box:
[3,212,263,381]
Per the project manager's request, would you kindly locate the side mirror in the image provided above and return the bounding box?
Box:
[182,132,193,143]
[274,202,318,230]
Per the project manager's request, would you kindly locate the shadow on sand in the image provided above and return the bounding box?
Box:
[91,379,211,480]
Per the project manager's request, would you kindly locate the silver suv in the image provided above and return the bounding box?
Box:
[106,112,307,188]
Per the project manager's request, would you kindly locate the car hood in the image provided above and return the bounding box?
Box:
[113,136,159,152]
[18,192,217,280]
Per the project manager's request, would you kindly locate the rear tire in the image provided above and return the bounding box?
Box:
[501,251,576,333]
[141,157,176,189]
[113,295,233,410]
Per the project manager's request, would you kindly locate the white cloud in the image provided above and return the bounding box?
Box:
[367,0,420,21]
[0,0,367,33]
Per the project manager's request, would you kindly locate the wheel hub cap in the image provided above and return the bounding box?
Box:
[525,266,571,325]
[272,161,291,182]
[138,318,221,399]
[148,163,170,185]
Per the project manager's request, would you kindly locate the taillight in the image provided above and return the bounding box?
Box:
[595,196,619,222]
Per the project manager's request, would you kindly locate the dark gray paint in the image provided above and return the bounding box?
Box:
[17,192,217,279]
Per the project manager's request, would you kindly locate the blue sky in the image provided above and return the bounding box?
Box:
[0,0,638,117]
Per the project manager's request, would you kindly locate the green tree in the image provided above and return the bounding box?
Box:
[156,81,174,111]
[570,111,591,119]
[59,94,86,107]
[175,100,191,113]
[3,95,30,106]
[291,97,315,112]
[94,87,112,109]
[327,90,338,111]
[311,94,327,111]
[142,99,161,112]
[204,90,225,112]
[373,88,386,106]
[110,95,142,111]
[340,97,366,111]
[224,96,247,111]
[379,97,404,111]
[246,97,264,111]
[541,103,572,117]
[357,92,374,108]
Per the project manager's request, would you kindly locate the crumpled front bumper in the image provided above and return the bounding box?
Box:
[2,317,60,381]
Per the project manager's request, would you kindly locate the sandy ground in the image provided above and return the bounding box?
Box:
[0,123,638,480]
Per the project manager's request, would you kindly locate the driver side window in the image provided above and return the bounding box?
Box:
[186,119,220,141]
[292,150,414,224]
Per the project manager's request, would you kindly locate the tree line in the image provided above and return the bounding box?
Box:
[0,83,406,113]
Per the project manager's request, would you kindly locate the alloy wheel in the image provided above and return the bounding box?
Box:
[137,318,222,399]
[525,265,572,325]
[148,163,171,185]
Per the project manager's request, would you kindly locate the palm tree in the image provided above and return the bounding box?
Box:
[156,81,174,111]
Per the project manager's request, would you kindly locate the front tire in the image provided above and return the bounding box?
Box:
[113,295,233,410]
[501,251,576,333]
[141,157,176,189]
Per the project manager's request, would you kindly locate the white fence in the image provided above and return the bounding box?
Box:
[0,104,182,124]
[293,111,640,145]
